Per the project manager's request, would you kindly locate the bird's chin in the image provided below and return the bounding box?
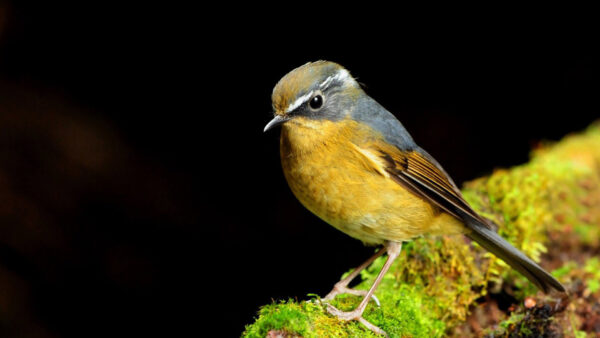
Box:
[285,116,322,130]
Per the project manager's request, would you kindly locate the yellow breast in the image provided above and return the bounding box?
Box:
[280,117,464,245]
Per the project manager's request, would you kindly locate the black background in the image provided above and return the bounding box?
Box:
[0,3,597,337]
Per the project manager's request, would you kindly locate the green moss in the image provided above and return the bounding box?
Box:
[583,257,600,294]
[243,300,313,337]
[244,284,446,337]
[552,261,579,279]
[245,122,600,336]
[461,122,600,296]
[550,256,600,297]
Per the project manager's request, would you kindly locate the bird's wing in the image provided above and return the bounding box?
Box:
[355,141,493,228]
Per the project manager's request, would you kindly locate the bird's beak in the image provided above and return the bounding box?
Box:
[263,115,290,132]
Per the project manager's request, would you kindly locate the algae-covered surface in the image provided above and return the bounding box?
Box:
[244,122,600,337]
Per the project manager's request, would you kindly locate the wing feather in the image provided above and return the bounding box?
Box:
[358,141,492,228]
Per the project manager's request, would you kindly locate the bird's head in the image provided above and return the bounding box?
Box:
[265,61,362,132]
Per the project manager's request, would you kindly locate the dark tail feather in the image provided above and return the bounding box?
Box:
[465,220,565,293]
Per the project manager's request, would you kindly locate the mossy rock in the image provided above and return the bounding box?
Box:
[245,122,600,337]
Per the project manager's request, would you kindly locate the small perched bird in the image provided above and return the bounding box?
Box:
[265,61,565,334]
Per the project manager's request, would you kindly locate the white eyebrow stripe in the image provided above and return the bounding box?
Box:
[285,90,314,113]
[319,76,334,89]
[284,69,353,113]
[319,69,352,90]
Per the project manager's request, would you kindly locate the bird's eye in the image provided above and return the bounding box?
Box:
[309,95,323,110]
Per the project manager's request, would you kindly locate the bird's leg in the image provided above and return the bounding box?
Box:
[326,241,402,336]
[322,246,386,304]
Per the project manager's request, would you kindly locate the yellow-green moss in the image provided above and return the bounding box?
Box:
[244,122,600,337]
[244,284,446,338]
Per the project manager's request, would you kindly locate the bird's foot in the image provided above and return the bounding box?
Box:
[321,284,380,306]
[325,304,388,337]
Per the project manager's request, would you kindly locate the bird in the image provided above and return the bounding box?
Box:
[264,60,565,335]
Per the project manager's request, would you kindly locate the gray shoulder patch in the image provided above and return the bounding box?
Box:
[350,95,416,151]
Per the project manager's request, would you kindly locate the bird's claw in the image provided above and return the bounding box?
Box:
[326,304,388,337]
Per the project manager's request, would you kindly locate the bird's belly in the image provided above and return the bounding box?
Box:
[280,131,451,245]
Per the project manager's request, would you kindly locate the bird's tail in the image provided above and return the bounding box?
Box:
[465,219,565,293]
